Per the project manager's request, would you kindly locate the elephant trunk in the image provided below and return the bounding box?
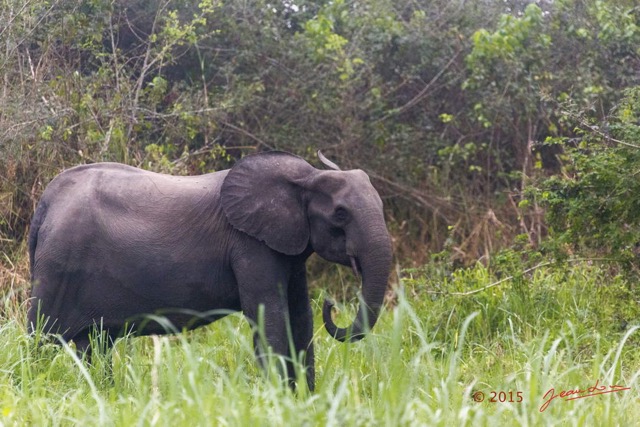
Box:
[323,231,392,342]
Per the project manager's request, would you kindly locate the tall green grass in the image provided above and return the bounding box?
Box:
[0,260,638,425]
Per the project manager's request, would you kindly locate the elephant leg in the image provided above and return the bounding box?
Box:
[68,326,117,366]
[242,295,293,386]
[235,255,295,387]
[287,263,315,391]
[73,335,93,362]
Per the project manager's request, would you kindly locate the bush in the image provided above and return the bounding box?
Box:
[536,87,640,267]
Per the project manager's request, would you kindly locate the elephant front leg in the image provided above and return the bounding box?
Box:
[288,263,315,391]
[234,244,315,390]
[241,290,295,388]
[234,254,296,388]
[243,286,314,391]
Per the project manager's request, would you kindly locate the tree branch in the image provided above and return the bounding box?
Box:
[374,50,461,123]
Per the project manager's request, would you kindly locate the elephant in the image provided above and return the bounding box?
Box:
[27,151,392,391]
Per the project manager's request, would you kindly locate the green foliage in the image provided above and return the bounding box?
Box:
[466,4,551,81]
[1,259,639,424]
[406,251,640,346]
[3,1,640,422]
[2,0,640,260]
[535,87,640,263]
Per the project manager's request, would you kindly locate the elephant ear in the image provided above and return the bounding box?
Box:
[221,151,315,256]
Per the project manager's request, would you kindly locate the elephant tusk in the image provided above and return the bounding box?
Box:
[350,256,360,279]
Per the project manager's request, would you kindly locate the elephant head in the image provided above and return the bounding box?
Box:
[221,151,392,342]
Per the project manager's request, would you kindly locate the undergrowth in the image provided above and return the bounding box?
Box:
[0,257,638,425]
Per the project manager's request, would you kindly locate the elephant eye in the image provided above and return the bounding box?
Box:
[333,207,349,223]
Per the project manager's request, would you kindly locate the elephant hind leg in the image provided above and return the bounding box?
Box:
[65,325,117,366]
[70,330,117,388]
[72,335,93,362]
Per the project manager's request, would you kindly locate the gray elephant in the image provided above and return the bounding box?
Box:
[27,151,392,390]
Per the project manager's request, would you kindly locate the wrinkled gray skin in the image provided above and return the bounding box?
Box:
[28,151,392,390]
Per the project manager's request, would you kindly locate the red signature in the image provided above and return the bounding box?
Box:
[539,379,631,412]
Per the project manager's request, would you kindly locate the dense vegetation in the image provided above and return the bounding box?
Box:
[2,0,640,261]
[1,0,640,424]
[1,261,639,425]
